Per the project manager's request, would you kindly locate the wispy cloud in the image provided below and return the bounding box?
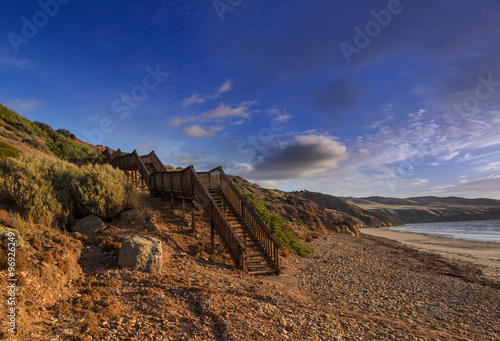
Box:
[172,101,254,138]
[0,48,35,70]
[182,94,207,107]
[214,79,232,97]
[182,79,233,107]
[182,124,222,138]
[7,97,42,111]
[475,161,500,173]
[417,173,500,199]
[201,102,250,119]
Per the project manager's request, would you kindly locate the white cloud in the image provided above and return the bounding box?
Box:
[201,103,251,120]
[182,124,222,138]
[214,79,232,97]
[8,97,42,111]
[475,161,500,173]
[170,115,196,127]
[416,173,500,199]
[182,94,207,107]
[181,79,233,107]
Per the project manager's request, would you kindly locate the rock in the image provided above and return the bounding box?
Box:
[0,226,27,250]
[72,215,106,234]
[265,274,300,288]
[118,236,162,273]
[117,209,145,226]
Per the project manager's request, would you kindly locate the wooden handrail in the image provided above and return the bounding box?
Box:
[188,166,247,268]
[110,149,281,272]
[208,167,280,269]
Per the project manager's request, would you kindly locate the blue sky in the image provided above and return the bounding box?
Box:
[1,0,500,199]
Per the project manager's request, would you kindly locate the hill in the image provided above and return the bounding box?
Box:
[344,196,500,223]
[0,102,106,162]
[291,190,401,227]
[231,177,398,235]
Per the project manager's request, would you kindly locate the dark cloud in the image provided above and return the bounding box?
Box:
[237,134,348,180]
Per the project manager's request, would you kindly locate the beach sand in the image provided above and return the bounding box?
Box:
[362,227,500,283]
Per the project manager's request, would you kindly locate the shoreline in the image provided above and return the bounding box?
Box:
[361,227,500,283]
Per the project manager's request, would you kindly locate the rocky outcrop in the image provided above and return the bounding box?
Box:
[346,196,500,224]
[118,236,162,273]
[230,176,402,237]
[117,209,145,226]
[72,215,106,234]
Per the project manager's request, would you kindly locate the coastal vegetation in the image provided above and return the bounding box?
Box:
[240,190,313,256]
[0,156,137,227]
[0,102,100,161]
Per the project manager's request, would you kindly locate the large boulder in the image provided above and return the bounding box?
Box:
[118,236,162,273]
[72,215,106,234]
[117,209,145,226]
[0,226,27,250]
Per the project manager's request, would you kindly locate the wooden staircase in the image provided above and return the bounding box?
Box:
[209,189,278,275]
[103,148,280,275]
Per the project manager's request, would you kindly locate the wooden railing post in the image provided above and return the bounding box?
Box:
[190,170,196,232]
[180,171,185,224]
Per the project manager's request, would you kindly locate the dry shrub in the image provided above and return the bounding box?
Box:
[0,156,138,226]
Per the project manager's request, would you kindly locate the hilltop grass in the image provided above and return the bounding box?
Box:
[240,190,313,257]
[0,141,21,158]
[0,103,99,161]
[0,156,137,227]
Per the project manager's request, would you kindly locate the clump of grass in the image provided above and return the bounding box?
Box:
[240,190,313,257]
[0,141,21,158]
[0,156,137,227]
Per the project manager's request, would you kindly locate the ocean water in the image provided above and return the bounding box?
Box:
[391,220,500,243]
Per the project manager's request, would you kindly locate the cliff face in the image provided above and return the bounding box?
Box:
[345,196,500,224]
[231,178,405,237]
[231,177,361,236]
[292,191,402,228]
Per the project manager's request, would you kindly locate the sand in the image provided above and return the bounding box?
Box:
[362,227,500,283]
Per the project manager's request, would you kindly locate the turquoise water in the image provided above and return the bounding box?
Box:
[391,220,500,243]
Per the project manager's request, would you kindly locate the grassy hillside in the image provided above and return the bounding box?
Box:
[0,102,104,161]
[230,176,361,236]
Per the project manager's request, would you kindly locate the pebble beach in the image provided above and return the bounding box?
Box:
[62,232,500,341]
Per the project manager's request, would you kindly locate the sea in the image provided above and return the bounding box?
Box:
[391,219,500,243]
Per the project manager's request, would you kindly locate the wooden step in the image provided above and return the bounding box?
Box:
[246,258,271,264]
[246,263,275,270]
[246,252,268,258]
[247,269,279,275]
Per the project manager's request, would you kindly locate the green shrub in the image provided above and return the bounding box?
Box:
[0,156,137,226]
[0,141,21,158]
[240,190,313,257]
